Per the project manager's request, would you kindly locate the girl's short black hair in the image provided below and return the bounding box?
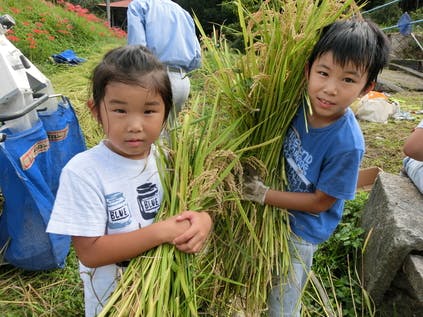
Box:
[308,18,390,89]
[90,45,173,122]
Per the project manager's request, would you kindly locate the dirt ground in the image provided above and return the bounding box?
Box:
[359,68,422,174]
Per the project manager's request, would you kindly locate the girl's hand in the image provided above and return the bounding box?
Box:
[160,215,190,243]
[173,211,212,253]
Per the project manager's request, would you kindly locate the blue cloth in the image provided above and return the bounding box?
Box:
[0,102,86,270]
[398,12,412,35]
[51,49,86,65]
[283,103,364,244]
[127,0,201,72]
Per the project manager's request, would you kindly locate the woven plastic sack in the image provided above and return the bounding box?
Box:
[0,102,86,270]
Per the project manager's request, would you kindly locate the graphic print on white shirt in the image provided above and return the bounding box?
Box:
[136,182,160,220]
[284,128,314,193]
[106,192,133,230]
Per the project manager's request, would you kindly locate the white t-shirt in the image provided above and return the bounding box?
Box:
[47,141,164,317]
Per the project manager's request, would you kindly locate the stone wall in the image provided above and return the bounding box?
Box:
[361,172,423,316]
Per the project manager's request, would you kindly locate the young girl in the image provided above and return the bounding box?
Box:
[47,45,212,317]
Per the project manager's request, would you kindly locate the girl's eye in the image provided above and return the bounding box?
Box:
[113,108,126,114]
[144,109,156,115]
[318,71,328,77]
[344,78,355,83]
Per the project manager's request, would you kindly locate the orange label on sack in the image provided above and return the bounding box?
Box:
[20,138,50,170]
[47,124,69,142]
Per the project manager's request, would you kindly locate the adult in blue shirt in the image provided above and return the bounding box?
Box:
[127,0,201,123]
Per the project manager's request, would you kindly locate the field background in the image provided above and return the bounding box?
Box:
[0,0,422,316]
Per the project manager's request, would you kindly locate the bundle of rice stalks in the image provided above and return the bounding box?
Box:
[100,0,360,315]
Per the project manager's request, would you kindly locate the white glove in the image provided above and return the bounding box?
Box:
[242,165,269,205]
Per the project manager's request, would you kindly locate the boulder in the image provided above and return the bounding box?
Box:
[361,172,423,316]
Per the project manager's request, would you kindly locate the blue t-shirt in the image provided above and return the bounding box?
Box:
[283,104,364,244]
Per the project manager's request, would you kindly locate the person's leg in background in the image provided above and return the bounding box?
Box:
[167,68,190,126]
[403,157,423,193]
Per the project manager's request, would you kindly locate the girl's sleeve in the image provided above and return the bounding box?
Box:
[47,167,107,237]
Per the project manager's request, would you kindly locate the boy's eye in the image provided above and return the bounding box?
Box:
[318,71,328,77]
[343,78,355,83]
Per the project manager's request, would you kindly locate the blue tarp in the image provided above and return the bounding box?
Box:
[51,49,86,65]
[398,12,412,35]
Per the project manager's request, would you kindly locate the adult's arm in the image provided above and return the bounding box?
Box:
[127,1,147,45]
[403,124,423,161]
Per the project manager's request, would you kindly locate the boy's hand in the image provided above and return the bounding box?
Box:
[173,211,212,253]
[242,164,269,205]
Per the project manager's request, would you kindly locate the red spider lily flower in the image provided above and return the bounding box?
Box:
[6,35,20,42]
[27,37,37,49]
[9,7,20,14]
[22,21,31,26]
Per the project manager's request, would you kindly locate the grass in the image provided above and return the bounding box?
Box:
[360,91,422,173]
[0,0,422,316]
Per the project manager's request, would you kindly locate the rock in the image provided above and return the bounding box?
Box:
[378,68,423,92]
[361,172,423,315]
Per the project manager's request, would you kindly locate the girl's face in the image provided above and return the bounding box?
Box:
[306,51,374,128]
[97,81,165,160]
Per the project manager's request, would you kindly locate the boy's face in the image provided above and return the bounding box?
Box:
[306,51,374,128]
[97,81,165,160]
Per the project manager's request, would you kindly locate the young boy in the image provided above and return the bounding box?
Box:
[243,18,390,316]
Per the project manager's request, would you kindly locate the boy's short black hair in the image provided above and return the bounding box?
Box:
[308,18,390,89]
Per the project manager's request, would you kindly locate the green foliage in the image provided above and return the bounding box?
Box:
[314,192,368,273]
[305,191,374,317]
[362,3,403,29]
[0,0,125,65]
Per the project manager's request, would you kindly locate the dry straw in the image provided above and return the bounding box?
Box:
[100,0,358,315]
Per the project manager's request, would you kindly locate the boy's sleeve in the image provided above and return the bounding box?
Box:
[317,149,363,200]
